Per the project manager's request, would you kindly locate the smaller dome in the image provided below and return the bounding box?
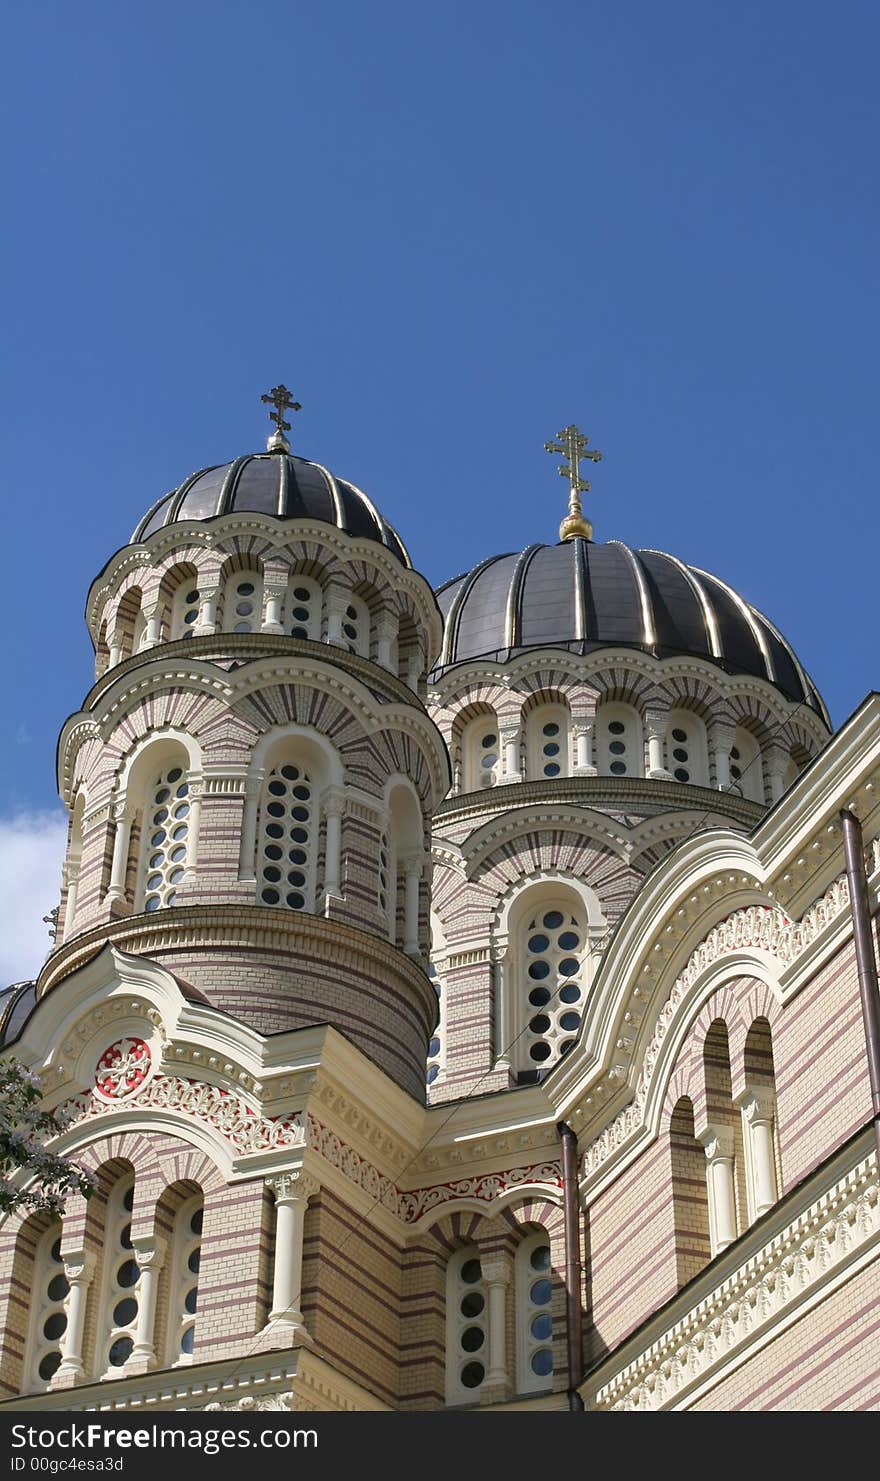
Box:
[132,453,410,566]
[434,539,827,720]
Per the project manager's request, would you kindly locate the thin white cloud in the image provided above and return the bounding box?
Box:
[0,812,68,986]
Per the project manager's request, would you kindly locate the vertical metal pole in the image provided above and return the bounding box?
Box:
[840,810,880,1164]
[558,1121,585,1412]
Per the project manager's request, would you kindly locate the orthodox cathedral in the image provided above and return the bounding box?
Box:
[0,390,878,1413]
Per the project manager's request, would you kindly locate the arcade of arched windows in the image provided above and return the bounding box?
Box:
[444,690,816,802]
[667,1012,782,1290]
[433,1213,566,1407]
[11,1168,206,1396]
[92,557,430,692]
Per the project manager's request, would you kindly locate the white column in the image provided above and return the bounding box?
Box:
[325,594,346,646]
[740,1091,779,1219]
[63,862,81,942]
[573,721,596,775]
[108,630,124,668]
[262,589,285,634]
[143,605,162,648]
[127,1239,165,1370]
[481,1256,510,1392]
[492,948,512,1072]
[106,810,132,904]
[405,652,422,691]
[53,1252,96,1384]
[194,589,218,637]
[764,745,789,804]
[184,781,202,880]
[265,1171,320,1333]
[699,1125,738,1254]
[708,721,735,791]
[501,726,522,784]
[322,789,345,904]
[376,614,397,672]
[402,852,424,956]
[645,712,672,780]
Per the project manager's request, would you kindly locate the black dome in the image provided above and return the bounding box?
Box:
[434,539,827,720]
[132,453,410,566]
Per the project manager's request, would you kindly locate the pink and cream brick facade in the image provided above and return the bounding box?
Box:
[0,411,877,1413]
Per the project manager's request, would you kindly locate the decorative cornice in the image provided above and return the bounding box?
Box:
[37,905,437,1018]
[589,1148,879,1411]
[434,776,763,834]
[58,1074,305,1156]
[306,1114,561,1223]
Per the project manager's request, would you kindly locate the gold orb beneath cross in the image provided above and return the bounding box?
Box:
[559,511,593,542]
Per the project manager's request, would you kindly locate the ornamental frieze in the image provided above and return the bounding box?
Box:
[61,1072,305,1155]
[307,1114,561,1222]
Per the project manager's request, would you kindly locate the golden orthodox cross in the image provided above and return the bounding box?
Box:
[544,423,603,541]
[261,384,301,447]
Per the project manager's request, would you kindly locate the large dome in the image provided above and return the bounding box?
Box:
[434,538,827,719]
[132,452,411,566]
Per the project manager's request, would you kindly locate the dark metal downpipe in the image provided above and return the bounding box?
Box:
[840,810,880,1164]
[558,1121,585,1412]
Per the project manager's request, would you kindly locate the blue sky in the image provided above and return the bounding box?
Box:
[2,1,879,976]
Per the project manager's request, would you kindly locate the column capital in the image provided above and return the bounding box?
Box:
[736,1088,777,1124]
[698,1123,736,1161]
[266,1169,320,1205]
[401,849,427,876]
[62,1250,96,1284]
[322,786,347,819]
[643,708,669,736]
[480,1254,511,1286]
[130,1235,167,1270]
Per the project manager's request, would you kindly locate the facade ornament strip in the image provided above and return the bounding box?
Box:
[59,1075,305,1155]
[590,1151,879,1411]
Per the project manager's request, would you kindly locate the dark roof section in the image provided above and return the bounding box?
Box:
[433,538,828,722]
[132,453,411,567]
[0,982,37,1047]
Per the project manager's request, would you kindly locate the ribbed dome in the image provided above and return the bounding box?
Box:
[434,539,827,719]
[132,452,410,566]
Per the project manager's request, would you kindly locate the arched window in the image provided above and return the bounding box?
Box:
[526,705,570,781]
[341,593,370,657]
[256,762,316,911]
[730,726,763,803]
[516,1232,554,1393]
[701,1020,745,1256]
[517,897,590,1074]
[221,569,263,634]
[116,586,144,662]
[669,1097,710,1287]
[170,581,201,641]
[285,576,322,640]
[740,1018,780,1224]
[137,763,191,912]
[96,1177,140,1377]
[461,714,500,792]
[446,1246,487,1404]
[165,1195,203,1365]
[23,1222,68,1391]
[666,709,709,787]
[95,621,110,678]
[596,702,644,778]
[383,780,423,952]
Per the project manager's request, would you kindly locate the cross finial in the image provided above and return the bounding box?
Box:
[261,383,301,453]
[544,423,603,541]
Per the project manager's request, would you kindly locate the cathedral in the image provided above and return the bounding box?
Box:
[1,390,878,1413]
